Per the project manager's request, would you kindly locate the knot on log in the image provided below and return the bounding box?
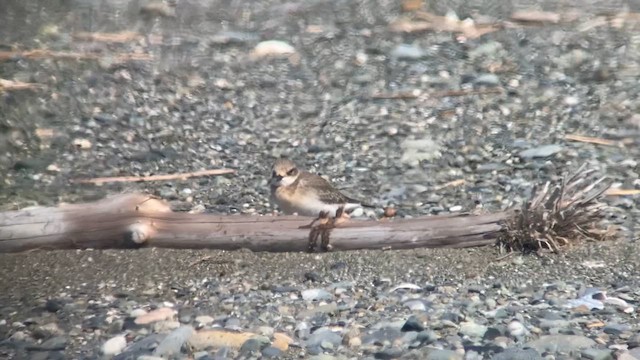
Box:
[125,222,154,247]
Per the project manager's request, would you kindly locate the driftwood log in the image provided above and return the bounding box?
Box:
[0,193,507,253]
[0,166,613,253]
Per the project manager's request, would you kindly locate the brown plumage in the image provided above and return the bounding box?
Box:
[269,158,373,217]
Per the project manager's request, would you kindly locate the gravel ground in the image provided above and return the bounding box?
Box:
[1,0,640,359]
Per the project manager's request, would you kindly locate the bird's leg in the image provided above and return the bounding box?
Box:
[307,210,330,252]
[320,205,348,251]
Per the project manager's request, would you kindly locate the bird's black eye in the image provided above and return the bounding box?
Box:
[286,168,298,176]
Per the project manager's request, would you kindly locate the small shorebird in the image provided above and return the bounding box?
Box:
[268,158,373,218]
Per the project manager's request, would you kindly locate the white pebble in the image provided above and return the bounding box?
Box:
[564,96,579,106]
[130,309,147,318]
[351,207,364,218]
[507,320,527,337]
[102,335,127,355]
[449,205,463,212]
[251,40,296,59]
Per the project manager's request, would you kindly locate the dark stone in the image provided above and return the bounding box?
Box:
[45,299,65,313]
[401,316,425,332]
[304,272,321,282]
[483,327,503,341]
[261,346,283,358]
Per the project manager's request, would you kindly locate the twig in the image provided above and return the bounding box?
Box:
[564,134,620,147]
[432,88,503,97]
[605,188,640,196]
[434,179,466,191]
[72,31,143,43]
[371,89,421,99]
[71,169,236,185]
[0,49,152,63]
[372,88,502,100]
[494,252,515,261]
[0,79,44,92]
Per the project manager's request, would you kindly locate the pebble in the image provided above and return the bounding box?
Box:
[102,335,127,356]
[401,139,442,167]
[301,289,332,301]
[389,44,426,60]
[135,307,176,325]
[251,40,296,59]
[195,315,214,325]
[493,347,542,360]
[426,349,462,360]
[507,321,528,338]
[305,328,343,350]
[401,315,425,332]
[473,73,501,87]
[581,348,613,360]
[526,334,596,353]
[153,325,194,357]
[518,145,564,159]
[459,321,488,338]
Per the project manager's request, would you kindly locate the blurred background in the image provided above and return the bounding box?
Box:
[0,0,638,237]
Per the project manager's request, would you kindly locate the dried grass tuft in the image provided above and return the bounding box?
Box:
[499,164,615,253]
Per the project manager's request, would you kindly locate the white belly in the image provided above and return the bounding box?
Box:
[278,197,361,217]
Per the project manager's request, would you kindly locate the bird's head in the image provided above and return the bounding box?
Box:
[269,158,300,189]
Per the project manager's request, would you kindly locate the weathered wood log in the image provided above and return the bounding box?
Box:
[0,194,508,253]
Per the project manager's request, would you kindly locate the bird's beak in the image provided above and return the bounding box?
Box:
[269,175,283,187]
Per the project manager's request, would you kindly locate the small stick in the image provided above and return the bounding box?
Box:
[564,134,620,146]
[0,79,44,92]
[0,49,152,62]
[434,179,466,191]
[605,188,640,196]
[432,88,503,98]
[72,31,142,43]
[71,169,236,185]
[371,89,421,99]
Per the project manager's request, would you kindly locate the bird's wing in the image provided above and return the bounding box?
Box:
[300,172,374,207]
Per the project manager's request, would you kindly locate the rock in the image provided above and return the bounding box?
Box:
[507,320,527,337]
[240,337,269,355]
[362,328,403,346]
[401,139,442,167]
[114,334,165,359]
[401,315,425,332]
[102,335,127,356]
[194,315,214,325]
[603,323,631,335]
[426,349,463,360]
[153,325,194,357]
[45,298,66,313]
[210,31,260,45]
[459,321,488,338]
[152,320,181,333]
[483,327,503,341]
[518,145,563,159]
[251,40,296,59]
[492,347,542,360]
[628,333,640,348]
[135,307,176,325]
[526,334,596,353]
[581,348,613,360]
[473,73,500,87]
[375,347,404,359]
[403,299,428,311]
[25,336,68,351]
[188,329,266,350]
[272,332,294,351]
[301,289,332,301]
[390,44,425,60]
[261,346,283,358]
[130,309,147,318]
[305,328,342,350]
